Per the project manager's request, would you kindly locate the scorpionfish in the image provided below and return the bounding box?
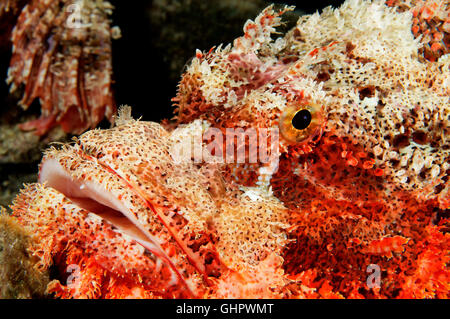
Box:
[1,0,119,135]
[172,0,449,298]
[9,0,450,298]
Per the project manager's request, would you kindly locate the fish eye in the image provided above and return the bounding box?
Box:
[279,103,324,144]
[292,109,312,130]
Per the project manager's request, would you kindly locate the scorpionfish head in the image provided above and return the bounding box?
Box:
[173,2,449,208]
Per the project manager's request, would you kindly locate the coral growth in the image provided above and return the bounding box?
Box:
[2,0,120,135]
[0,209,49,298]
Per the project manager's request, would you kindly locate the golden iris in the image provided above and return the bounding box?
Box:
[279,103,323,143]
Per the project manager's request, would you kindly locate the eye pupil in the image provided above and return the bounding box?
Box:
[292,109,312,130]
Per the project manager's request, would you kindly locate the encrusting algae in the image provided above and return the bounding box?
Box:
[2,0,450,298]
[0,208,49,298]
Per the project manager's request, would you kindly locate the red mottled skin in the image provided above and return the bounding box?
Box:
[7,0,450,298]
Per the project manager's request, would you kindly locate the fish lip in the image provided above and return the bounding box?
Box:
[38,157,197,297]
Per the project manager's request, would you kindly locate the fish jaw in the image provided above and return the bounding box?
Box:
[10,114,294,298]
[11,183,194,298]
[13,120,232,298]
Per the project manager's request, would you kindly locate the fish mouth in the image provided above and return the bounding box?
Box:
[38,157,197,296]
[70,197,150,244]
[39,158,151,246]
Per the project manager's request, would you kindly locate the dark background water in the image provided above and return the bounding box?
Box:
[109,0,346,122]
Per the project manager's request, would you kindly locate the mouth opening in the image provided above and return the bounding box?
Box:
[38,156,197,296]
[69,197,151,243]
[39,158,160,252]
